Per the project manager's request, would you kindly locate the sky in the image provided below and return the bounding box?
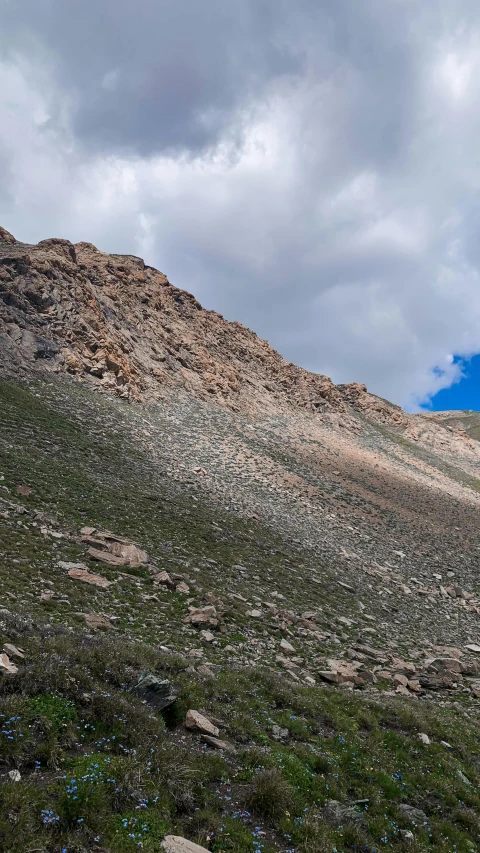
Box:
[1,1,480,411]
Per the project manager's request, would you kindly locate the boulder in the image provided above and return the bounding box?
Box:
[185,710,219,737]
[67,567,112,589]
[0,653,18,675]
[133,674,177,711]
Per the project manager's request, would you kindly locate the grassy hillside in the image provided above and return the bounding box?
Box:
[1,377,480,853]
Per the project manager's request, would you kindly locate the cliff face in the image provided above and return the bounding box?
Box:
[0,225,348,415]
[1,224,478,472]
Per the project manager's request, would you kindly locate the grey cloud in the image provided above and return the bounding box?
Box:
[2,0,480,407]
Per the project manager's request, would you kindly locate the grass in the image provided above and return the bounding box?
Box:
[0,376,480,852]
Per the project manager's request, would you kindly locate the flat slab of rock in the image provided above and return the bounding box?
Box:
[87,547,128,567]
[200,734,235,752]
[185,710,219,737]
[162,836,210,853]
[3,643,24,660]
[67,567,112,589]
[0,653,18,675]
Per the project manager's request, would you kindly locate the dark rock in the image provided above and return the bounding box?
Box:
[132,673,176,711]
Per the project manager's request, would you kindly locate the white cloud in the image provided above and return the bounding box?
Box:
[2,2,480,410]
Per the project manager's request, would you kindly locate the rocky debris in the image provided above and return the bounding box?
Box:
[0,653,18,675]
[185,710,220,737]
[80,528,148,566]
[418,733,431,745]
[200,734,235,752]
[323,799,367,827]
[398,804,428,825]
[132,674,177,711]
[3,643,24,660]
[66,566,112,589]
[154,571,176,589]
[197,664,216,679]
[86,548,130,567]
[162,836,210,853]
[83,613,113,630]
[185,606,218,629]
[280,638,295,654]
[200,630,215,643]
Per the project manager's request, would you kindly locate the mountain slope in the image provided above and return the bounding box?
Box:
[1,227,480,853]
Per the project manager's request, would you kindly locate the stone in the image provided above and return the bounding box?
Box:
[418,733,431,745]
[154,571,175,588]
[428,657,463,673]
[390,658,416,674]
[8,769,21,782]
[16,485,32,497]
[393,673,409,687]
[399,829,415,844]
[87,547,128,567]
[457,769,472,786]
[185,710,219,737]
[200,630,215,642]
[246,609,262,618]
[271,725,289,741]
[67,567,112,589]
[323,799,366,827]
[465,644,480,653]
[3,643,24,660]
[185,606,218,629]
[0,653,18,675]
[162,836,210,853]
[398,804,428,824]
[200,734,235,752]
[83,613,112,630]
[280,638,295,654]
[197,665,215,679]
[176,582,190,594]
[133,674,177,711]
[108,541,149,566]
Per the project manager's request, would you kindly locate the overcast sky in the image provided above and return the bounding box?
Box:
[2,1,480,409]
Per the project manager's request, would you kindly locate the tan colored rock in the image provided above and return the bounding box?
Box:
[154,571,175,588]
[197,664,216,679]
[185,710,219,737]
[418,733,431,745]
[280,638,295,654]
[67,567,112,588]
[200,630,215,642]
[83,613,112,630]
[176,582,190,594]
[162,836,210,853]
[3,643,24,661]
[109,541,148,566]
[185,606,218,628]
[246,609,262,618]
[87,547,127,567]
[390,658,416,674]
[0,653,18,675]
[200,734,235,752]
[393,673,409,687]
